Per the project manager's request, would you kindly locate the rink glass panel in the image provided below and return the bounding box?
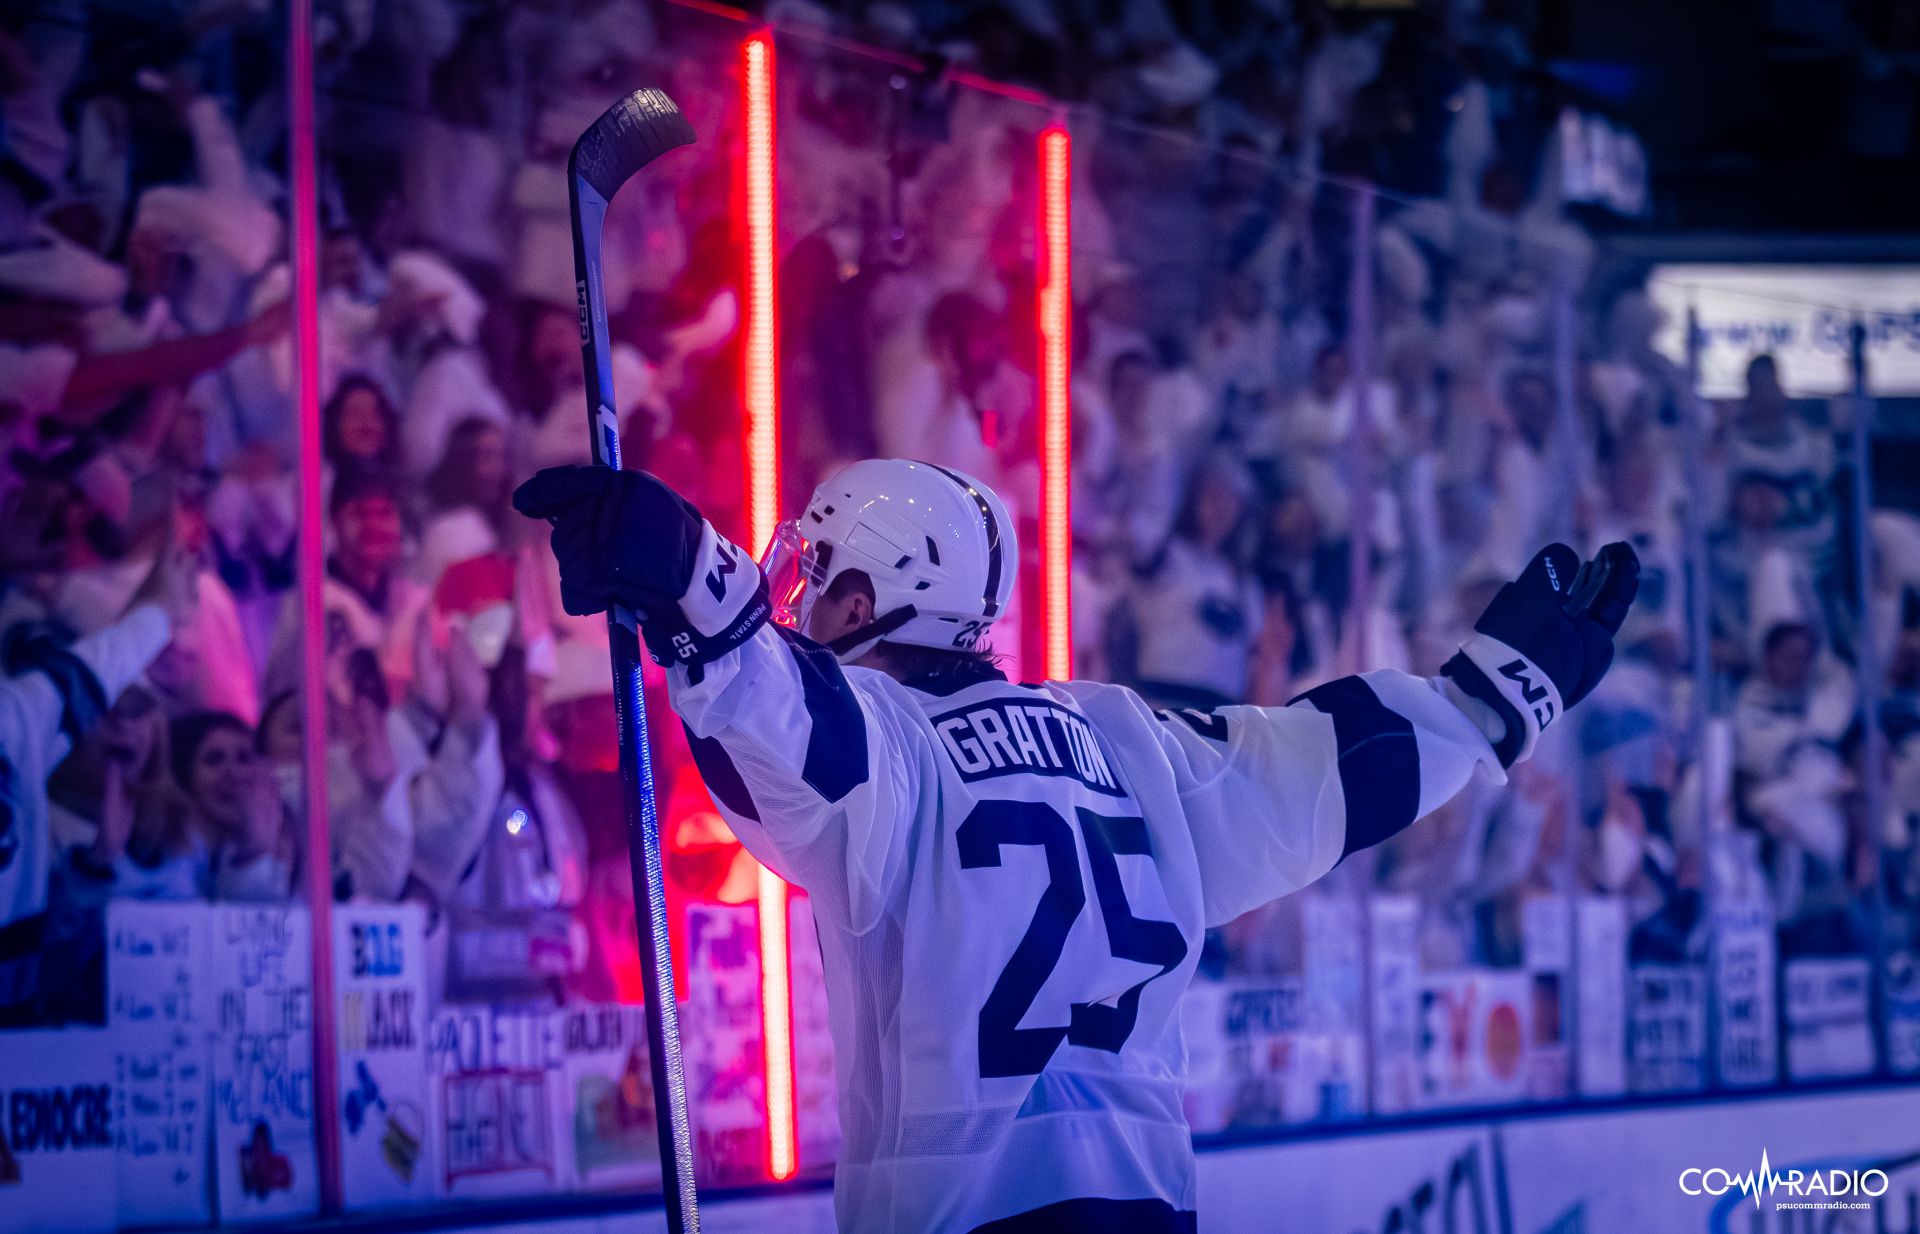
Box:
[308,0,774,1214]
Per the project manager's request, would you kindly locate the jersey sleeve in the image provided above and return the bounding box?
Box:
[76,604,174,705]
[1136,669,1505,927]
[666,624,926,935]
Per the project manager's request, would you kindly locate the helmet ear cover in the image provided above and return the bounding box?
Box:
[823,603,919,660]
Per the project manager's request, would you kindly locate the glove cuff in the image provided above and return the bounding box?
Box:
[642,581,771,678]
[680,523,763,632]
[642,523,771,678]
[1445,630,1565,766]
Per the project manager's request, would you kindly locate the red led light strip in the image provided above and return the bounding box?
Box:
[742,29,797,1184]
[1038,125,1073,682]
[744,31,782,560]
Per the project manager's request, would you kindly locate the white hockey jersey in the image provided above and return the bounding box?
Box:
[670,624,1504,1233]
[1,605,171,1006]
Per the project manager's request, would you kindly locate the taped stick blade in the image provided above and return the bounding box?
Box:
[569,88,696,201]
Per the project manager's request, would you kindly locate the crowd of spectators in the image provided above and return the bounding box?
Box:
[2,0,1919,1095]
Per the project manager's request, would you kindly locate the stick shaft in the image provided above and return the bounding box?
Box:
[571,179,702,1233]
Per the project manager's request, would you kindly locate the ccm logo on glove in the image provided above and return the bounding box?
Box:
[1497,658,1556,731]
[707,543,740,603]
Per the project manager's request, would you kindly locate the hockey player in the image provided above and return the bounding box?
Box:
[513,458,1637,1234]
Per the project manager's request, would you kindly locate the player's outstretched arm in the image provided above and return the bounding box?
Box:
[1127,541,1638,928]
[514,466,923,933]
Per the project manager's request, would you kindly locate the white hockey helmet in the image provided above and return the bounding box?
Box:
[763,458,1016,663]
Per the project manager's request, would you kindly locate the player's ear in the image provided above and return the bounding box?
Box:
[844,589,874,631]
[820,568,877,632]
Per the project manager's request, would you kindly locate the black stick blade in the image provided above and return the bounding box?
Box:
[569,88,696,201]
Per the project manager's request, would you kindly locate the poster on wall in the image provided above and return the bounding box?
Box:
[428,1004,563,1198]
[1627,964,1707,1094]
[683,903,766,1187]
[1521,896,1571,973]
[789,895,841,1170]
[1886,950,1920,1075]
[0,1028,118,1234]
[1217,979,1306,1128]
[209,905,319,1222]
[333,904,434,1209]
[1416,970,1534,1109]
[1231,978,1363,1126]
[1368,896,1421,1116]
[1181,980,1236,1134]
[1649,264,1920,397]
[554,1003,660,1192]
[1301,894,1367,1118]
[1573,897,1627,1098]
[106,900,214,1227]
[1711,902,1777,1087]
[1783,956,1874,1081]
[1520,896,1570,1100]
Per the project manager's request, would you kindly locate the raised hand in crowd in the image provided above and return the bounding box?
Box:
[242,297,294,348]
[347,692,399,792]
[129,538,201,631]
[237,755,291,867]
[443,622,492,734]
[133,65,201,114]
[56,299,293,423]
[411,614,450,718]
[89,758,136,870]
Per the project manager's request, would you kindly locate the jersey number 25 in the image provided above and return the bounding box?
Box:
[956,800,1188,1079]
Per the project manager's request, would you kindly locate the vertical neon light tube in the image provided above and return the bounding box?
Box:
[756,855,793,1181]
[289,0,342,1213]
[744,31,781,557]
[743,29,797,1184]
[1037,125,1073,682]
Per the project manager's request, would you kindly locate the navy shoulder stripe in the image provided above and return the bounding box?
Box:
[775,625,869,803]
[1294,676,1420,858]
[683,723,760,822]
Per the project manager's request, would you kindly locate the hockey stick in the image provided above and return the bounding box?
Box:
[568,88,700,1233]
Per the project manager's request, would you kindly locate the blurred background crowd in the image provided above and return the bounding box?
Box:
[3,0,1919,1156]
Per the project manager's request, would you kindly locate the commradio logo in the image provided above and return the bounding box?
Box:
[1679,1148,1888,1211]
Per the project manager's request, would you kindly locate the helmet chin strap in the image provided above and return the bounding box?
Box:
[825,604,919,663]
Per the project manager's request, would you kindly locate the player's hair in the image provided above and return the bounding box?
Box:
[823,568,1003,681]
[875,639,1003,683]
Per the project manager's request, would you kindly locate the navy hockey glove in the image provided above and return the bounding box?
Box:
[513,466,770,672]
[1442,541,1639,767]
